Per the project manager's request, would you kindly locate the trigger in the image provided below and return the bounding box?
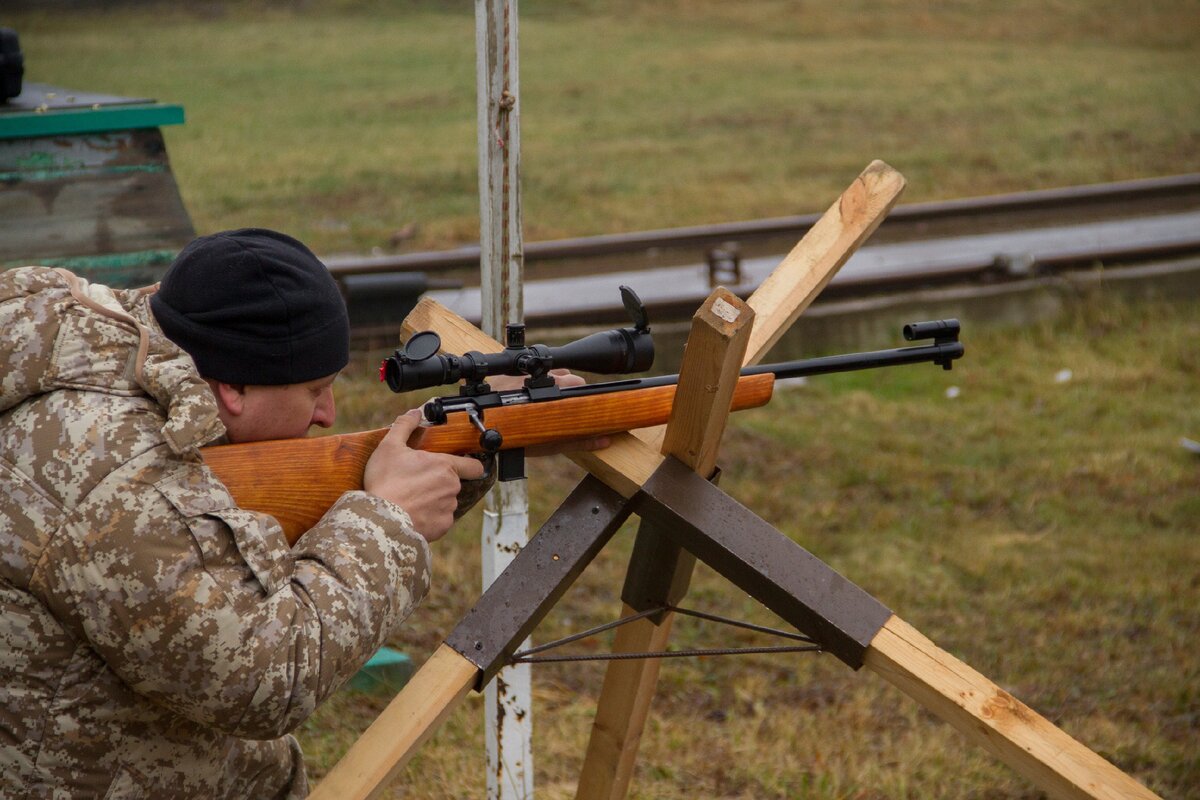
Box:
[469,451,496,482]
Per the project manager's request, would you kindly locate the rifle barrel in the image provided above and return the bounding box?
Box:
[745,340,965,381]
[549,339,964,400]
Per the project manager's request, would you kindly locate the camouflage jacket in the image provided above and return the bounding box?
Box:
[0,268,432,799]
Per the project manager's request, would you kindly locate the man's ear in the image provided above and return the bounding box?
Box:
[211,381,248,417]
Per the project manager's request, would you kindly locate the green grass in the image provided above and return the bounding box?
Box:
[8,0,1200,255]
[8,2,1198,795]
[315,289,1199,798]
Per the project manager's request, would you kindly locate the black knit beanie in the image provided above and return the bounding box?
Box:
[151,228,350,385]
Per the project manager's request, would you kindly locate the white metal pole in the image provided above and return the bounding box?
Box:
[475,1,533,798]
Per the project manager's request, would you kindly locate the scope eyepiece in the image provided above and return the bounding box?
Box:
[903,319,960,342]
[382,350,460,393]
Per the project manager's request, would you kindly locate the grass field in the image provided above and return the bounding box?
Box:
[9,0,1200,255]
[7,1,1198,796]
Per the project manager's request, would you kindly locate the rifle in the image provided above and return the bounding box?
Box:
[200,288,963,544]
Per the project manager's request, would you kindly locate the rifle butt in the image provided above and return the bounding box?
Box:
[202,428,388,545]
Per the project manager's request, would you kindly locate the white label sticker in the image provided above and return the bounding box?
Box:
[711,297,740,323]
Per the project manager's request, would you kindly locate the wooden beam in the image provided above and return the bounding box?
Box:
[308,644,479,800]
[574,614,676,798]
[633,159,905,454]
[399,159,905,374]
[743,158,905,365]
[576,288,754,800]
[865,616,1161,800]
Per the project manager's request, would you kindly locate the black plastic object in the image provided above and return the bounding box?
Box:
[0,29,23,102]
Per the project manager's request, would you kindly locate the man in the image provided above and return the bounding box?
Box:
[0,229,520,797]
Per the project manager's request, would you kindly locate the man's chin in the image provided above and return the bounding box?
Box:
[225,428,311,444]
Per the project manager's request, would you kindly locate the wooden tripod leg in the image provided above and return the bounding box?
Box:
[866,617,1161,800]
[308,644,478,800]
[577,288,754,799]
[575,608,676,799]
[743,159,906,364]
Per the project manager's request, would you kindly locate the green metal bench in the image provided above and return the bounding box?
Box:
[1,82,193,286]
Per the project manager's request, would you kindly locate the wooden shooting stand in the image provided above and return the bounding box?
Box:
[308,162,1159,800]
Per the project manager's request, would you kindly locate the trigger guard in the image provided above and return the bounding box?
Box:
[454,451,497,519]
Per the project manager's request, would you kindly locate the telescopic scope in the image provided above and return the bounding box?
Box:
[381,286,654,393]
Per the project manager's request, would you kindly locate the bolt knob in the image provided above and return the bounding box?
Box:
[479,429,503,453]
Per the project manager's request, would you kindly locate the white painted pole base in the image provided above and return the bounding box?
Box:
[482,481,533,799]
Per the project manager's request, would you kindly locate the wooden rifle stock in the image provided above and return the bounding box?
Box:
[200,373,775,545]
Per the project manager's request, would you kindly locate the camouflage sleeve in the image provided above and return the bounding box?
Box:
[35,460,431,740]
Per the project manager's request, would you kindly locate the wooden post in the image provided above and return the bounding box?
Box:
[474,0,533,796]
[577,288,754,799]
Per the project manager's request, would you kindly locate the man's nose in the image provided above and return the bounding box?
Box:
[311,389,336,428]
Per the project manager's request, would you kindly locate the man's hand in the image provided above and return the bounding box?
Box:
[488,369,611,456]
[363,409,486,542]
[487,368,586,393]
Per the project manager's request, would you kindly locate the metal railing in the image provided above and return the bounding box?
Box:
[324,173,1200,282]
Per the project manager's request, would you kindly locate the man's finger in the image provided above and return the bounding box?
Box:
[548,368,587,389]
[526,435,611,458]
[385,409,423,444]
[574,435,611,452]
[449,454,487,480]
